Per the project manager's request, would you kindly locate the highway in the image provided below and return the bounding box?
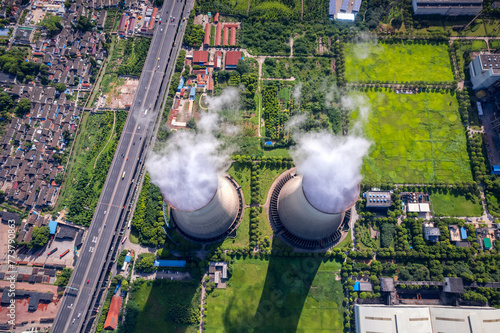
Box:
[50,0,194,332]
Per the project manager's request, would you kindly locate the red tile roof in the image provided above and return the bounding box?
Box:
[192,51,209,64]
[225,51,241,67]
[223,25,229,46]
[104,296,123,330]
[204,23,210,46]
[214,13,219,23]
[215,23,222,46]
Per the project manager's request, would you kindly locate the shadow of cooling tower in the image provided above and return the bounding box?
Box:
[221,242,321,333]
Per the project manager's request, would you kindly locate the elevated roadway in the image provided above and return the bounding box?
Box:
[50,0,194,331]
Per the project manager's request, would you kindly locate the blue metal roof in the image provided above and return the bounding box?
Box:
[154,260,186,267]
[341,0,349,12]
[48,220,58,234]
[124,255,131,262]
[492,165,500,174]
[353,281,360,291]
[352,0,363,12]
[329,0,336,15]
[460,227,467,240]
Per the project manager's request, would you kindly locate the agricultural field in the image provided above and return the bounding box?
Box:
[345,42,454,82]
[125,279,201,333]
[431,191,483,217]
[204,257,344,332]
[359,91,472,184]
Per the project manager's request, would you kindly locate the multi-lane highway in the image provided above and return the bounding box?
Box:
[51,1,194,332]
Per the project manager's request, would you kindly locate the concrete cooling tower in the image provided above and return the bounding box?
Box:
[269,171,354,250]
[169,176,243,242]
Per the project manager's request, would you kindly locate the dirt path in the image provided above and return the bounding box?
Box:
[290,36,293,58]
[301,0,304,20]
[247,0,251,14]
[93,110,116,169]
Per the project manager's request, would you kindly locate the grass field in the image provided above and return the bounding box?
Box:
[55,112,127,223]
[220,209,250,249]
[204,257,344,332]
[431,191,482,217]
[259,166,288,204]
[129,279,201,333]
[345,42,454,82]
[228,163,251,205]
[360,91,472,184]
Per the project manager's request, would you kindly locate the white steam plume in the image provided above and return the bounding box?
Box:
[292,132,370,213]
[287,91,372,213]
[293,82,303,101]
[352,32,379,60]
[146,88,239,211]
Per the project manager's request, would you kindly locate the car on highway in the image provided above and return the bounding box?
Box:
[122,172,126,179]
[126,157,129,161]
[87,279,90,284]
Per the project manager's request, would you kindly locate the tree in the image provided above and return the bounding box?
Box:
[16,98,31,117]
[39,14,63,37]
[55,83,67,93]
[54,268,73,287]
[186,117,196,129]
[73,15,95,32]
[135,253,156,273]
[30,226,50,249]
[121,279,129,292]
[236,59,251,75]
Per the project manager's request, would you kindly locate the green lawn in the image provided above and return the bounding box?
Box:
[259,166,288,204]
[220,209,250,249]
[259,208,273,238]
[204,257,344,332]
[360,91,472,184]
[431,191,483,217]
[129,279,201,333]
[263,148,291,158]
[228,162,251,205]
[345,42,454,82]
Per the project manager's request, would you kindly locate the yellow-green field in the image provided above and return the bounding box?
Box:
[360,91,472,184]
[204,257,344,332]
[345,42,454,82]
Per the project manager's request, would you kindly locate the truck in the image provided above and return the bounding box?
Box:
[60,249,70,258]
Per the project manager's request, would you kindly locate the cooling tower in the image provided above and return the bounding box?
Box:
[169,176,242,242]
[269,171,355,249]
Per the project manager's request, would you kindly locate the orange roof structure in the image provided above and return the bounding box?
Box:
[215,23,222,46]
[214,13,219,23]
[204,23,210,46]
[104,295,123,330]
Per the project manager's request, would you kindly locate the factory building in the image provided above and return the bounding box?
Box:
[355,304,500,333]
[412,0,483,16]
[169,176,243,242]
[268,171,354,250]
[469,53,500,90]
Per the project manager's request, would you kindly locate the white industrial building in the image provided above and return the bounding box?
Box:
[329,0,363,21]
[412,0,483,16]
[469,53,500,90]
[355,305,500,333]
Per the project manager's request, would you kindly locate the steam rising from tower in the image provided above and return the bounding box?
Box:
[269,91,372,249]
[146,88,242,241]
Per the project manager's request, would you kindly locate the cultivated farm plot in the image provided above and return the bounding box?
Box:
[345,42,454,82]
[360,91,472,184]
[204,258,344,333]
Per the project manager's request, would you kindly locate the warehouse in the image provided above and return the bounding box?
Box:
[355,305,500,333]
